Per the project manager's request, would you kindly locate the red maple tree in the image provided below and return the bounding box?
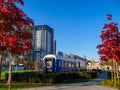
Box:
[0,0,34,90]
[0,0,33,54]
[97,14,120,62]
[97,14,120,82]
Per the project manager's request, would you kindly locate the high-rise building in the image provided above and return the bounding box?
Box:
[33,25,56,60]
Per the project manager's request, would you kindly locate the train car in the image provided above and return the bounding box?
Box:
[42,54,86,73]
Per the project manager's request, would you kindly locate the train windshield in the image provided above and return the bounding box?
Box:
[45,58,54,72]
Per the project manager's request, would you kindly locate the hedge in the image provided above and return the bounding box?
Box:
[5,71,97,83]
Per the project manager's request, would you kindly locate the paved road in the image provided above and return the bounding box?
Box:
[18,72,119,90]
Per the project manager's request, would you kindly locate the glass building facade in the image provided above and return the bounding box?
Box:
[33,25,56,60]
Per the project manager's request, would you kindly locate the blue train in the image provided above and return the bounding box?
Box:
[42,54,86,72]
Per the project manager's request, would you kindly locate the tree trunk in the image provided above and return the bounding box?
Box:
[8,63,12,90]
[0,58,1,81]
[112,58,116,82]
[113,59,116,82]
[0,55,2,81]
[7,55,13,90]
[111,59,114,82]
[115,61,119,83]
[111,68,113,82]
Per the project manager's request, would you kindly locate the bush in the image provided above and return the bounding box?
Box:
[101,80,112,86]
[113,81,120,88]
[5,71,97,84]
[101,80,120,89]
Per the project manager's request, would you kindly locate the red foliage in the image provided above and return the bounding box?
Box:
[107,14,112,20]
[22,31,33,40]
[97,14,120,63]
[0,0,34,55]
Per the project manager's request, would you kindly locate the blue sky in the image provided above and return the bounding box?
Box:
[20,0,120,61]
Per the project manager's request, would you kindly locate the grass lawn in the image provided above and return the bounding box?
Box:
[0,79,91,90]
[0,88,17,90]
[0,83,53,90]
[1,71,6,80]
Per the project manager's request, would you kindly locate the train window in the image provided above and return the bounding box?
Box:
[47,63,50,67]
[64,61,66,67]
[62,60,64,67]
[73,63,75,68]
[65,61,68,67]
[76,62,79,67]
[78,62,81,67]
[71,63,73,67]
[59,60,61,67]
[63,61,65,67]
[72,62,75,68]
[74,62,76,68]
[46,60,52,68]
[68,62,70,67]
[69,62,72,67]
[66,61,69,67]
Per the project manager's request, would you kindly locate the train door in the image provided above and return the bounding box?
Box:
[45,58,54,72]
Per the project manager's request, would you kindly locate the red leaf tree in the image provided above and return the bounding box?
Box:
[97,14,120,83]
[0,0,34,90]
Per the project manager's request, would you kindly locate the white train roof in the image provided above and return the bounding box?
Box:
[43,54,85,63]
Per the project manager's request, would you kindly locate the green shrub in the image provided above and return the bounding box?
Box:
[101,80,120,89]
[113,81,120,88]
[5,71,97,84]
